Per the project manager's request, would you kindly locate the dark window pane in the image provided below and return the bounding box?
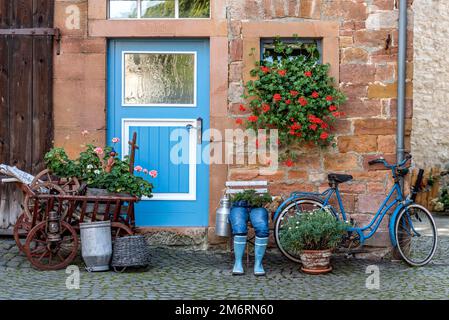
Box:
[109,0,138,18]
[261,39,322,63]
[141,0,175,18]
[179,0,210,18]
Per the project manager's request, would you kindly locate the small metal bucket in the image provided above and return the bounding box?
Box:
[80,221,112,272]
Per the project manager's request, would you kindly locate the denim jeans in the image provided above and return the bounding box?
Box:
[229,206,270,238]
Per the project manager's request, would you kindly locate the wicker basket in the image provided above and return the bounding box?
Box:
[111,235,150,271]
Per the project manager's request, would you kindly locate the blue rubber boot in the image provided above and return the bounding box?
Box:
[232,235,247,275]
[254,236,269,276]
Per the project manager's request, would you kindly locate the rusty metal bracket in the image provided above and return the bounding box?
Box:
[0,28,62,55]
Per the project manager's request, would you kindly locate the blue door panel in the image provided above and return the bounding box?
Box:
[107,39,210,227]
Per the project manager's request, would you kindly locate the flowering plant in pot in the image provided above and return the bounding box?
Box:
[44,138,155,199]
[239,37,346,164]
[279,209,348,274]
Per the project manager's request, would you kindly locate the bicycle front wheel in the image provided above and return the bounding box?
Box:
[274,198,332,263]
[394,204,438,267]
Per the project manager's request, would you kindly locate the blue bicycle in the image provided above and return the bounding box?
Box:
[273,153,438,267]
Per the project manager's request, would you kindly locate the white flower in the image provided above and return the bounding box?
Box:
[94,169,101,175]
[87,164,93,170]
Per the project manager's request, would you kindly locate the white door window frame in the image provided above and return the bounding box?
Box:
[122,118,197,201]
[122,51,197,107]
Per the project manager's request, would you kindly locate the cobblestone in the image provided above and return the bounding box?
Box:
[0,216,448,300]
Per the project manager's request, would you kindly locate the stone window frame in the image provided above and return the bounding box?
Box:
[242,21,340,85]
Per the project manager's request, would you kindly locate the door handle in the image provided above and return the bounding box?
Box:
[196,117,203,144]
[186,117,203,144]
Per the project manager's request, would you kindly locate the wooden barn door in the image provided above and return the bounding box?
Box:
[0,0,56,232]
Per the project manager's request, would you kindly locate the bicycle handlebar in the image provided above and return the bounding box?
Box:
[368,153,412,168]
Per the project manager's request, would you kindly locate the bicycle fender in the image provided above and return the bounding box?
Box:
[388,200,413,247]
[273,195,324,221]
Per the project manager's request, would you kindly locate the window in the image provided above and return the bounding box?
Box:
[261,38,322,63]
[109,0,211,19]
[123,52,196,106]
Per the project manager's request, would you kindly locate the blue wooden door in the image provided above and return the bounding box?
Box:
[107,39,210,227]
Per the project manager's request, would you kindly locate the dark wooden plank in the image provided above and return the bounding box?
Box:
[0,34,10,165]
[0,0,12,28]
[11,0,33,28]
[32,35,53,172]
[9,35,33,170]
[33,0,54,28]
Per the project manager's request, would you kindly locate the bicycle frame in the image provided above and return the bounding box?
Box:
[273,156,414,247]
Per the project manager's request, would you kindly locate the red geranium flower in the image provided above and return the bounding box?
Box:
[285,99,291,105]
[248,115,258,122]
[262,104,270,112]
[311,91,319,98]
[235,118,243,125]
[320,122,329,129]
[278,69,287,77]
[332,112,341,117]
[329,105,337,112]
[320,132,329,140]
[298,97,308,106]
[326,95,333,102]
[285,159,294,167]
[273,93,282,102]
[290,122,302,130]
[309,124,318,131]
[308,114,323,124]
[296,132,302,137]
[239,104,246,112]
[304,71,312,77]
[261,66,270,73]
[290,90,299,97]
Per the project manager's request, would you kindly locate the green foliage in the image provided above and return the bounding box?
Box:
[44,145,153,198]
[242,37,346,161]
[438,187,449,210]
[279,209,348,252]
[230,189,272,208]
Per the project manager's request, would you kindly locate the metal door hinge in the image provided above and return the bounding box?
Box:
[0,28,62,55]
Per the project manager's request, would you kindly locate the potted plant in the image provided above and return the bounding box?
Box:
[44,140,155,200]
[279,209,348,274]
[230,189,272,211]
[240,37,347,165]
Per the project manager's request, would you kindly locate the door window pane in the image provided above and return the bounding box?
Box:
[109,0,138,18]
[179,0,210,18]
[141,0,175,18]
[124,53,195,105]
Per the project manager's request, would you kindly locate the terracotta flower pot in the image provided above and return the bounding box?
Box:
[300,249,333,275]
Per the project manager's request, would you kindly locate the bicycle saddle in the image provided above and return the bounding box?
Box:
[328,173,353,184]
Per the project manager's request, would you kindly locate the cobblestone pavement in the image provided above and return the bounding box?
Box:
[1,216,449,300]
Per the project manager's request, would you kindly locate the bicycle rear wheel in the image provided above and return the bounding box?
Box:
[274,198,334,263]
[394,204,438,267]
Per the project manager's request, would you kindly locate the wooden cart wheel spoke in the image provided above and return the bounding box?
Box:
[13,213,33,254]
[25,221,79,271]
[111,222,134,240]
